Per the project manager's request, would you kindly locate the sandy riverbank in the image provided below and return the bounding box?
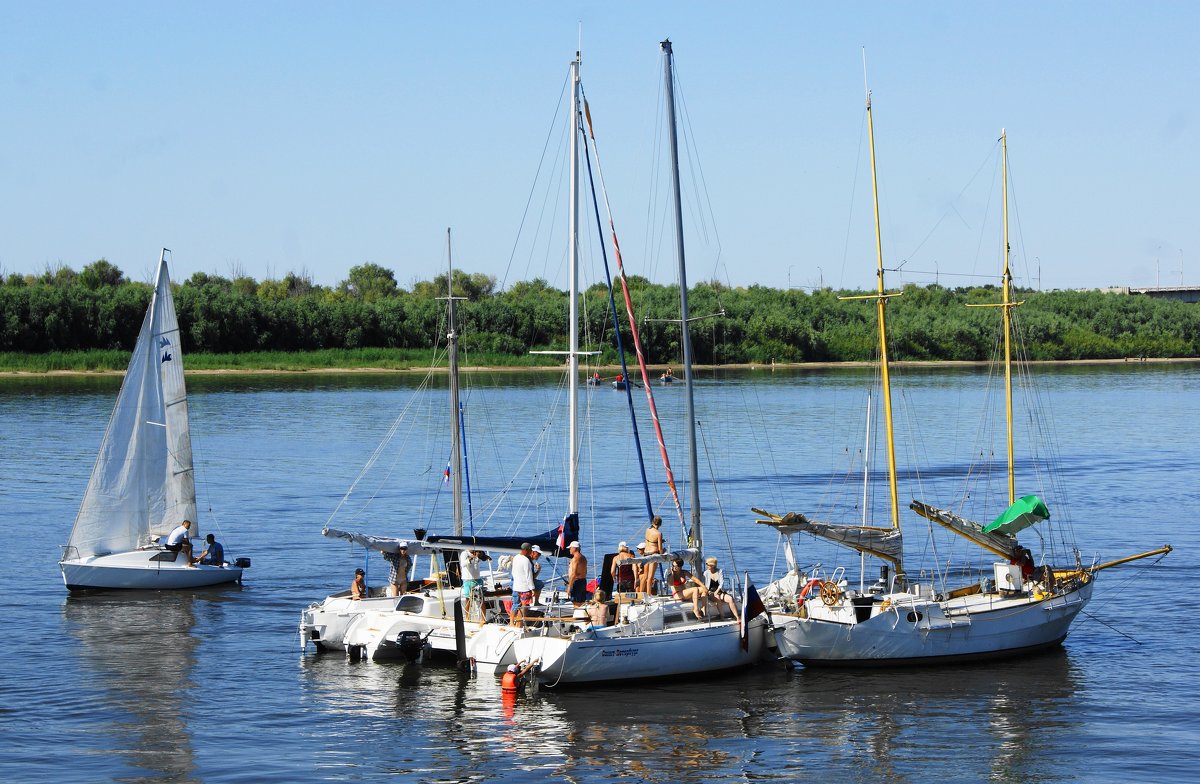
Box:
[3,356,1196,378]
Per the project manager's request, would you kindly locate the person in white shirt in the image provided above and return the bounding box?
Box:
[509,543,535,627]
[460,549,485,615]
[165,520,196,567]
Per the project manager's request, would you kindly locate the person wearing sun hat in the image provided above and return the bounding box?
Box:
[566,541,588,607]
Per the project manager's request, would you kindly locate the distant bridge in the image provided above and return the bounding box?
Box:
[1116,286,1200,303]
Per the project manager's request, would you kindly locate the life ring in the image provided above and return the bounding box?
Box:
[819,580,842,607]
[797,578,824,601]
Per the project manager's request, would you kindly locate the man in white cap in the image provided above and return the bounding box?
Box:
[610,541,635,594]
[530,544,545,602]
[566,541,588,607]
[382,542,411,597]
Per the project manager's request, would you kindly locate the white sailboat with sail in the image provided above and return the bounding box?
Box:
[509,41,768,685]
[59,250,246,591]
[756,115,1171,665]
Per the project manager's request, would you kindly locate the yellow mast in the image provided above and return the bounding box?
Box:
[841,90,901,530]
[968,130,1022,504]
[1001,130,1015,505]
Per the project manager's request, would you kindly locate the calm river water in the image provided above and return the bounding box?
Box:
[0,364,1196,783]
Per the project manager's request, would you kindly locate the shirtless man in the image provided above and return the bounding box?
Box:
[566,541,588,607]
[639,517,665,593]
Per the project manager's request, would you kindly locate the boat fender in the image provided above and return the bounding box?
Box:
[234,557,251,569]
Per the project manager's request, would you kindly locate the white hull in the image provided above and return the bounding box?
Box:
[510,602,768,685]
[60,549,242,590]
[773,580,1093,665]
[301,589,527,670]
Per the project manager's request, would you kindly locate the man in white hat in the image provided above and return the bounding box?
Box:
[610,541,635,594]
[383,542,411,597]
[530,544,545,602]
[566,541,588,607]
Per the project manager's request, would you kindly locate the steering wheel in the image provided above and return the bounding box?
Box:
[819,580,842,607]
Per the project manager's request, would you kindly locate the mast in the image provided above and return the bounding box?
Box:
[965,130,1022,503]
[865,90,901,531]
[568,51,581,518]
[661,39,701,550]
[1001,130,1015,505]
[445,228,464,536]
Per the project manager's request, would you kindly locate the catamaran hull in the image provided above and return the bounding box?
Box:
[774,582,1093,666]
[302,592,523,669]
[60,550,242,591]
[511,617,767,685]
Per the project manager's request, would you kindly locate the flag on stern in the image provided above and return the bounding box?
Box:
[740,573,768,651]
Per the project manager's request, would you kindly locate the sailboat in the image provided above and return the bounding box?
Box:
[59,250,246,590]
[300,231,574,665]
[756,117,1171,665]
[508,41,768,685]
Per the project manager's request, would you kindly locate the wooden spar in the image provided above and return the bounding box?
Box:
[1090,544,1173,574]
[837,85,902,530]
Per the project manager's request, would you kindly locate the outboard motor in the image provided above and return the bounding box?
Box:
[396,631,424,663]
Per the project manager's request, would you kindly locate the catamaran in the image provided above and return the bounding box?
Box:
[299,231,576,666]
[60,250,247,590]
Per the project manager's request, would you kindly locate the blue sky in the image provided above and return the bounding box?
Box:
[1,2,1195,293]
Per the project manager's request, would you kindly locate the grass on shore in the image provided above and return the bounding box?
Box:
[0,348,566,373]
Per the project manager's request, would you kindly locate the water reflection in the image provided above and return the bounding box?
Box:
[777,650,1080,782]
[62,594,201,783]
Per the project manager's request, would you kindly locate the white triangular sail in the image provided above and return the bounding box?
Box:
[67,256,196,559]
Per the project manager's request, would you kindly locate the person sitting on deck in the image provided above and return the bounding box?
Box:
[667,559,708,620]
[702,557,740,622]
[196,533,225,566]
[586,589,611,629]
[165,520,196,567]
[351,567,367,600]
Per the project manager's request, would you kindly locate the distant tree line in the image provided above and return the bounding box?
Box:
[2,259,1198,362]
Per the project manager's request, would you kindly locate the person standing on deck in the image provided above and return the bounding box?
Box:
[382,543,411,597]
[509,543,535,627]
[639,517,665,593]
[567,541,588,607]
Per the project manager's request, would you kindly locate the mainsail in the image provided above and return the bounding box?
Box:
[67,256,196,558]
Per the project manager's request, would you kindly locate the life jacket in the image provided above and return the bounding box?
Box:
[501,671,521,694]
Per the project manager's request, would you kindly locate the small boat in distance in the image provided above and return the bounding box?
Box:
[59,250,246,590]
[660,367,675,384]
